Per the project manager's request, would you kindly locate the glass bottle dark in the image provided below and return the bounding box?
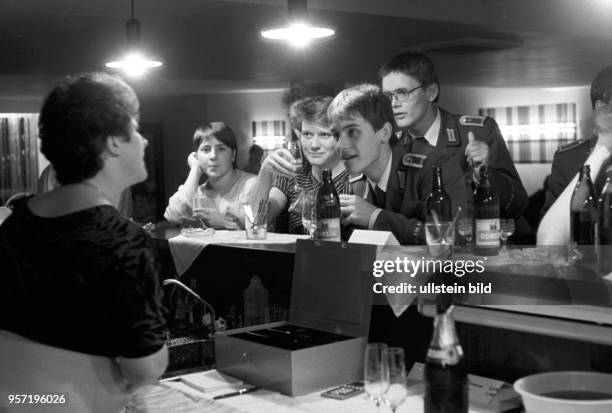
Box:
[315,169,341,241]
[427,166,452,222]
[599,166,612,273]
[571,164,599,246]
[473,165,500,256]
[424,304,468,413]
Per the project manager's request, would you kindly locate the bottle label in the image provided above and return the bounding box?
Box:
[426,345,464,365]
[316,218,341,241]
[475,218,500,246]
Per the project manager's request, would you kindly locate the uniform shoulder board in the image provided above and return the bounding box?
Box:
[459,115,486,127]
[402,153,426,169]
[556,139,587,154]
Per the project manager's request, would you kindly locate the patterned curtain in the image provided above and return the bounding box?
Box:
[479,103,577,163]
[252,120,287,158]
[0,114,39,205]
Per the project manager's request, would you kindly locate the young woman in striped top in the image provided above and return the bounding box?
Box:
[249,96,351,234]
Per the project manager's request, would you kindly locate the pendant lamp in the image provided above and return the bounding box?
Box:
[261,0,334,47]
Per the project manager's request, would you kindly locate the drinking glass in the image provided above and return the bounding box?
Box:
[500,219,515,251]
[301,190,317,239]
[286,140,303,171]
[458,218,473,246]
[382,347,408,413]
[425,222,455,258]
[192,194,210,229]
[364,342,389,408]
[286,140,303,206]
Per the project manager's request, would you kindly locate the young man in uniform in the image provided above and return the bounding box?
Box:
[540,66,612,218]
[379,53,528,222]
[328,83,467,245]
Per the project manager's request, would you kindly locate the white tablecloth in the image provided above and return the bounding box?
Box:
[168,231,308,276]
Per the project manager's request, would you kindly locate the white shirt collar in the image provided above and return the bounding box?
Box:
[367,152,392,193]
[411,107,441,147]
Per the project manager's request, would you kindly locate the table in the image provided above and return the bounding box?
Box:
[131,369,521,413]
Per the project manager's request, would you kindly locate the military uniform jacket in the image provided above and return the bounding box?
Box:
[431,108,528,218]
[351,139,467,245]
[541,136,610,217]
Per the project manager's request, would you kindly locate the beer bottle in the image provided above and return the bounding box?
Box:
[427,166,452,222]
[598,166,612,273]
[424,304,468,413]
[473,165,500,256]
[315,169,341,241]
[571,164,599,246]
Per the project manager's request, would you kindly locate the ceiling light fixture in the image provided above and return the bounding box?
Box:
[105,0,162,77]
[261,0,334,48]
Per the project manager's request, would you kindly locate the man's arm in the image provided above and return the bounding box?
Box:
[482,118,529,217]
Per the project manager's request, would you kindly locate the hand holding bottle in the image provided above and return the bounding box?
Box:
[465,131,490,170]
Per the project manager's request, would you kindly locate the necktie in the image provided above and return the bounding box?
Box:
[374,186,386,209]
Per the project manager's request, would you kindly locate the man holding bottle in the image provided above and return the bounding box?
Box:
[379,53,528,226]
[328,83,467,245]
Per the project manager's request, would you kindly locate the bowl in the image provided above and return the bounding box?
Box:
[514,371,612,413]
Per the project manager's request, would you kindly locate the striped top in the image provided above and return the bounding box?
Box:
[273,167,351,234]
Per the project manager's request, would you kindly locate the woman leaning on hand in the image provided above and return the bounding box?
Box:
[164,122,256,229]
[0,72,168,413]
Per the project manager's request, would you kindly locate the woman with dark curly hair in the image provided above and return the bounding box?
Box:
[0,72,168,412]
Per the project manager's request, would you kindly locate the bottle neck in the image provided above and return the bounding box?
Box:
[430,311,460,349]
[432,167,443,191]
[321,169,332,184]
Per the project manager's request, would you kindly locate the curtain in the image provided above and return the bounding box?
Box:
[0,114,39,205]
[479,103,577,163]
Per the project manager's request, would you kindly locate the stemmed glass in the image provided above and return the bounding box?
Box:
[301,190,317,239]
[500,219,515,251]
[382,347,408,413]
[364,343,389,409]
[287,140,305,214]
[458,218,473,246]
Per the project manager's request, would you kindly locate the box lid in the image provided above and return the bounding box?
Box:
[289,240,376,337]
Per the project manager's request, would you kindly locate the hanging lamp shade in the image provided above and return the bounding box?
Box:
[105,0,162,77]
[261,0,334,47]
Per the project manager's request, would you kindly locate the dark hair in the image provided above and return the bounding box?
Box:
[39,72,139,185]
[193,122,238,168]
[378,52,440,102]
[591,66,612,108]
[328,83,396,132]
[289,96,333,131]
[248,144,264,159]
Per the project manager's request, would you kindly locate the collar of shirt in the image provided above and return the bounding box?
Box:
[367,152,392,194]
[410,106,441,147]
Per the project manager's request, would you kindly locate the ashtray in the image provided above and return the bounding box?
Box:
[181,228,216,237]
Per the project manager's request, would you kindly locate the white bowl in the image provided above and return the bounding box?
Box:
[514,371,612,413]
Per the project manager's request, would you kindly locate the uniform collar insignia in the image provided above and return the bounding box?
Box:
[402,153,426,168]
[446,128,457,142]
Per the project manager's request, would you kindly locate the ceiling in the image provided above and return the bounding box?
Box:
[2,0,612,94]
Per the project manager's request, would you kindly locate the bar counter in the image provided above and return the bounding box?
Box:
[147,225,612,411]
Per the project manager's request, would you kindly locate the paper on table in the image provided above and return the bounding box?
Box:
[178,370,243,393]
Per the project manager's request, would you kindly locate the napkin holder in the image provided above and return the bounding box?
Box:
[215,239,376,396]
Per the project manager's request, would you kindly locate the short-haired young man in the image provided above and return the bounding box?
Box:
[379,52,528,220]
[328,83,467,245]
[540,66,612,217]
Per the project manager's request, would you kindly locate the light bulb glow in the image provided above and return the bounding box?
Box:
[261,22,334,47]
[105,52,162,76]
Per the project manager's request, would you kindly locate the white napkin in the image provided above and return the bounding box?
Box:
[168,231,308,276]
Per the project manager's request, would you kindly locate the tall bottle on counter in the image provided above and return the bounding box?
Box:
[243,275,269,327]
[473,165,500,256]
[426,165,452,222]
[315,169,341,241]
[571,164,599,246]
[424,304,468,413]
[598,166,612,272]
